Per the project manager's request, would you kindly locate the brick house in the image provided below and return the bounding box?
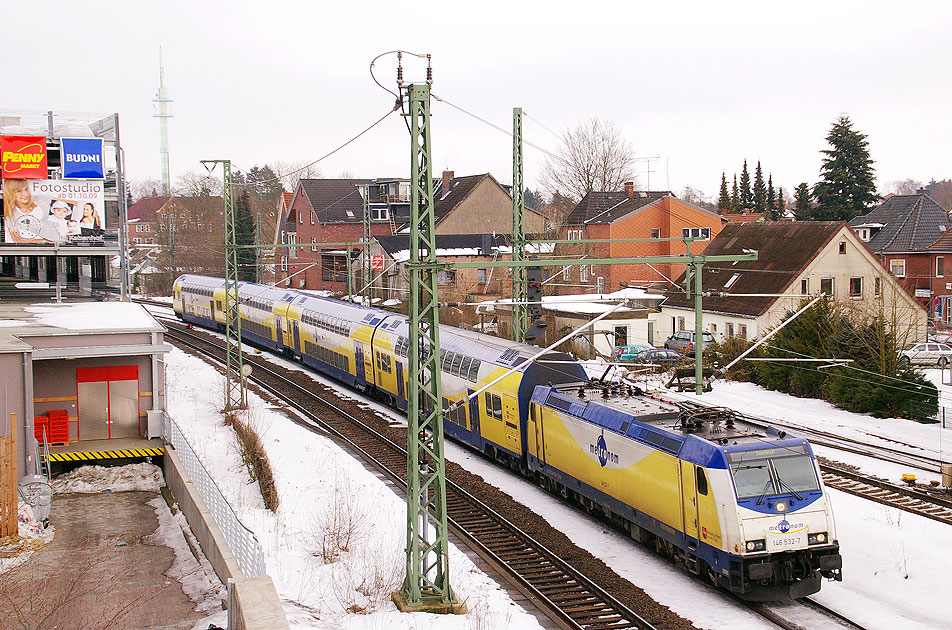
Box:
[276,171,545,293]
[849,192,952,320]
[555,183,726,294]
[661,222,927,345]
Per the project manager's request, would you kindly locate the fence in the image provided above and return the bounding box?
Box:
[165,414,267,577]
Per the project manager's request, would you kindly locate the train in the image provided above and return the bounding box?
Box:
[172,274,842,600]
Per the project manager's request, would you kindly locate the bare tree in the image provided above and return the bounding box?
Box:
[539,117,637,203]
[680,185,714,210]
[173,171,223,197]
[886,178,923,196]
[270,160,322,194]
[128,177,164,202]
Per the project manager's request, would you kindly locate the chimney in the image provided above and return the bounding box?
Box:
[624,181,635,198]
[442,170,454,197]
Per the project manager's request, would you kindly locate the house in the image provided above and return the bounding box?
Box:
[493,288,665,357]
[849,192,952,318]
[925,231,952,330]
[277,171,545,293]
[660,222,927,345]
[557,183,726,294]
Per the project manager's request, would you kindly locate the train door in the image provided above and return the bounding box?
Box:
[467,391,480,437]
[502,394,520,452]
[275,316,283,348]
[292,320,301,355]
[695,468,720,549]
[354,342,366,383]
[530,402,545,466]
[680,460,700,551]
[396,360,405,402]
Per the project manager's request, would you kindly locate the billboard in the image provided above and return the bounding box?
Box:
[1,136,48,179]
[61,138,104,179]
[2,179,105,244]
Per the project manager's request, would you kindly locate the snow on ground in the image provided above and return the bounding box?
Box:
[166,348,538,629]
[52,462,165,494]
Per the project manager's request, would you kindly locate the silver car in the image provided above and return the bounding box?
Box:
[664,330,714,354]
[900,342,952,367]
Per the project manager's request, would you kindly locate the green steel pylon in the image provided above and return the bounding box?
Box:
[361,184,373,305]
[510,107,528,342]
[201,159,246,411]
[393,83,462,614]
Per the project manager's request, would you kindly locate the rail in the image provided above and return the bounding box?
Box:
[165,413,267,577]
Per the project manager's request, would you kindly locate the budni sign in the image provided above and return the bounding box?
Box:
[60,137,104,179]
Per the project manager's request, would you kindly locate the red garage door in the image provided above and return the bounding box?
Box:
[76,366,140,440]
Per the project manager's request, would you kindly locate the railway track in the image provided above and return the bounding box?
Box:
[160,321,658,630]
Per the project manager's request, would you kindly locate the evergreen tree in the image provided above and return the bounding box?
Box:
[794,182,813,220]
[234,191,257,282]
[247,165,285,205]
[717,172,731,211]
[777,186,785,219]
[753,161,767,212]
[813,114,879,221]
[730,174,739,212]
[766,175,776,219]
[739,160,753,209]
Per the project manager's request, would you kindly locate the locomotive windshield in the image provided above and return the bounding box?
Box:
[727,445,820,500]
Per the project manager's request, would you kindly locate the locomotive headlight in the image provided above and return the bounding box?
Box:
[808,532,828,545]
[746,539,766,552]
[775,501,788,513]
[817,533,826,543]
[746,541,755,551]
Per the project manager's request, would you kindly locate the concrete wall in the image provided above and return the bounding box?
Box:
[163,448,289,629]
[0,351,28,476]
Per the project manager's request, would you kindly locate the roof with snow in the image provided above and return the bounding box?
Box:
[662,221,845,317]
[376,233,555,263]
[848,193,950,253]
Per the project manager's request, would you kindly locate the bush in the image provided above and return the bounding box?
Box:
[223,409,279,511]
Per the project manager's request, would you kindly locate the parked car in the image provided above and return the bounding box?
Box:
[664,330,714,354]
[900,343,952,366]
[614,344,654,361]
[637,348,687,365]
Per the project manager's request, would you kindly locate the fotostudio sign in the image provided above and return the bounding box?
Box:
[60,138,104,179]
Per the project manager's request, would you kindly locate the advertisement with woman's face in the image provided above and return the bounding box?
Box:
[2,179,104,243]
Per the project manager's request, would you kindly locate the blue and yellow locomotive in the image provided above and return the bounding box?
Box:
[172,274,842,599]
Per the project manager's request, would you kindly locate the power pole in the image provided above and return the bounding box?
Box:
[201,159,246,410]
[362,184,373,304]
[393,78,463,614]
[510,107,528,342]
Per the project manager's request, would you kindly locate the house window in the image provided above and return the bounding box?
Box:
[477,269,488,285]
[709,323,717,336]
[938,257,945,278]
[820,278,834,295]
[133,237,141,244]
[890,259,906,277]
[310,211,316,225]
[650,228,661,239]
[838,241,846,254]
[849,277,862,297]
[561,265,570,280]
[801,278,809,295]
[859,228,870,241]
[738,324,747,340]
[727,323,735,338]
[614,326,628,347]
[677,316,685,331]
[437,270,456,286]
[580,265,588,282]
[682,227,711,240]
[724,273,741,289]
[874,277,882,297]
[298,211,303,223]
[311,237,317,252]
[372,206,389,221]
[567,229,583,241]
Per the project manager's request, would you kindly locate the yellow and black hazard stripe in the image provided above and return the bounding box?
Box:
[47,448,165,462]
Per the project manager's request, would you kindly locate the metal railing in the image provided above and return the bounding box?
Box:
[165,414,266,577]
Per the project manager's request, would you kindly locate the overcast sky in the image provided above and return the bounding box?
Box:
[13,1,951,201]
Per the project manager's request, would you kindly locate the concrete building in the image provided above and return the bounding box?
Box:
[0,300,169,477]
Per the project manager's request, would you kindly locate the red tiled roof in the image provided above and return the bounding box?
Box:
[127,196,171,221]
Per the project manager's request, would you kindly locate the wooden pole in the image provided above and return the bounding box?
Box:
[0,413,16,538]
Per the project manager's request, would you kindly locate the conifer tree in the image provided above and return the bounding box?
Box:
[813,114,879,221]
[739,160,753,209]
[717,172,731,211]
[794,182,813,220]
[767,175,776,219]
[234,191,257,282]
[753,161,767,212]
[777,186,785,219]
[730,174,740,212]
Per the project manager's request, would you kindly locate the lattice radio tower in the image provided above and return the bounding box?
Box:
[153,46,173,195]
